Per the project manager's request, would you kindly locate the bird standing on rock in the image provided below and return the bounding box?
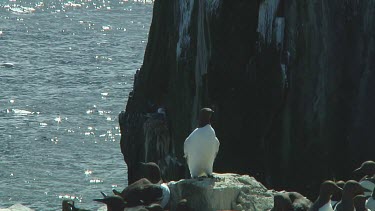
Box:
[334,180,366,211]
[62,199,90,211]
[94,193,127,211]
[331,181,345,209]
[288,192,313,211]
[353,161,375,197]
[184,108,220,178]
[135,162,170,209]
[353,195,370,211]
[309,180,343,211]
[112,178,163,207]
[354,161,375,177]
[271,191,312,211]
[271,193,293,211]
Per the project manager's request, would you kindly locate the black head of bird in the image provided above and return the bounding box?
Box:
[287,192,312,210]
[331,180,345,202]
[319,180,343,201]
[62,200,74,211]
[353,160,375,177]
[310,181,342,211]
[62,199,90,211]
[136,162,162,184]
[309,180,343,211]
[198,108,214,127]
[272,193,293,211]
[335,180,346,189]
[343,180,366,198]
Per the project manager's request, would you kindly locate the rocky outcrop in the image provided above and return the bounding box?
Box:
[168,173,275,211]
[119,0,375,199]
[0,204,34,211]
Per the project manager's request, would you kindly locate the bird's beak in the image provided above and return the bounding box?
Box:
[353,167,362,174]
[335,185,343,193]
[112,189,121,196]
[93,198,105,203]
[100,191,107,198]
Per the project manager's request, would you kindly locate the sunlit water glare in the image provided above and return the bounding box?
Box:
[0,1,153,210]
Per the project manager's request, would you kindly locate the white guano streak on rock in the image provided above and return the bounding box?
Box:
[258,0,280,44]
[176,0,195,60]
[206,0,220,15]
[168,173,274,210]
[192,0,211,128]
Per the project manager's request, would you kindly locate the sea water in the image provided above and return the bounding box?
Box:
[0,1,153,210]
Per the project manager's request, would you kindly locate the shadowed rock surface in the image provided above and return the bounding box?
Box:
[119,0,375,199]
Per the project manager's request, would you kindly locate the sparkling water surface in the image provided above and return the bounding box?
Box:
[0,1,153,210]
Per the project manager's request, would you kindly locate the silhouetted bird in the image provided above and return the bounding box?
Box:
[271,193,293,211]
[353,195,370,211]
[271,191,312,211]
[62,199,90,211]
[93,192,127,211]
[135,162,162,184]
[353,161,375,196]
[288,192,313,211]
[309,180,343,211]
[334,180,366,211]
[354,161,375,177]
[112,178,163,207]
[331,181,345,209]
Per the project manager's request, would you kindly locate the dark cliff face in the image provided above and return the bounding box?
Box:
[119,0,375,199]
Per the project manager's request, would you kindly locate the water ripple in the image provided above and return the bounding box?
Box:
[0,0,151,210]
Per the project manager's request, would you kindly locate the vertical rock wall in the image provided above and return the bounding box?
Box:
[119,0,375,199]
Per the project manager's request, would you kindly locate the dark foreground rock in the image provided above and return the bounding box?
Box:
[96,173,277,211]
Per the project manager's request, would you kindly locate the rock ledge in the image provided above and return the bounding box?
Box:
[168,173,275,211]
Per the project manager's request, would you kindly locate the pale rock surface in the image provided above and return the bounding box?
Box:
[0,204,34,211]
[168,173,275,211]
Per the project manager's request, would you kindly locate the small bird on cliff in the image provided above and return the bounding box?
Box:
[353,195,370,211]
[353,160,375,196]
[271,192,293,211]
[133,162,170,209]
[354,161,375,177]
[334,180,366,211]
[94,192,127,211]
[271,191,312,211]
[112,178,163,207]
[288,192,313,211]
[331,181,345,209]
[308,180,343,211]
[184,107,220,178]
[62,199,90,211]
[135,162,162,184]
